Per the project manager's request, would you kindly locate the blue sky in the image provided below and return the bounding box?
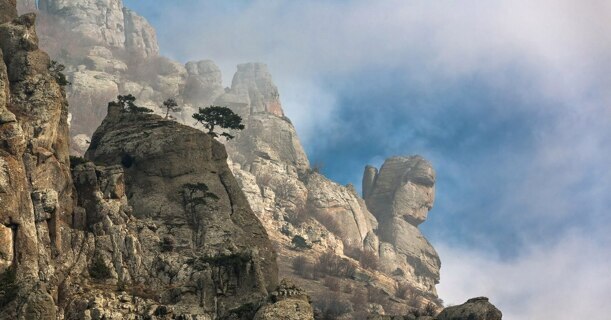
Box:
[124,1,611,318]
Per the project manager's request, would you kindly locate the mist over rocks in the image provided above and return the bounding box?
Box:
[3,0,501,318]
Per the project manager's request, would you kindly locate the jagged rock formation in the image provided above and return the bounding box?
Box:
[14,0,448,318]
[78,104,279,317]
[0,3,300,318]
[364,156,440,293]
[0,7,73,319]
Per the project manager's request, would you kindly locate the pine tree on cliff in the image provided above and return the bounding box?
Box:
[110,94,153,113]
[162,98,181,119]
[192,106,245,140]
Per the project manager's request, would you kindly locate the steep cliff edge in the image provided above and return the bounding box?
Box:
[0,8,73,319]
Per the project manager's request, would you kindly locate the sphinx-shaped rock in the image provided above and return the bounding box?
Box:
[364,156,435,226]
[364,156,440,293]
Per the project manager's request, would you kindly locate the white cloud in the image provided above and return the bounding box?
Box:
[142,1,611,317]
[436,230,611,319]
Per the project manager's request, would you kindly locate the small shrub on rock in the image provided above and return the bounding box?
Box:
[291,235,311,250]
[315,251,357,278]
[0,266,17,307]
[323,276,341,292]
[89,255,112,280]
[359,249,379,271]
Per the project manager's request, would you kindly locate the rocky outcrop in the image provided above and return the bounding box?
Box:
[436,297,502,320]
[83,104,278,315]
[365,156,435,227]
[39,0,127,48]
[254,279,314,320]
[123,7,159,59]
[0,5,74,318]
[15,0,449,317]
[364,156,440,292]
[221,63,284,117]
[184,59,225,107]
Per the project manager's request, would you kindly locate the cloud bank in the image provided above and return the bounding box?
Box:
[125,0,611,318]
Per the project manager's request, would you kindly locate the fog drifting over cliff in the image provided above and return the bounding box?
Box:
[126,0,611,318]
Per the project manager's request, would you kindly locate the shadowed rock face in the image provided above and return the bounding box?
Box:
[84,105,278,313]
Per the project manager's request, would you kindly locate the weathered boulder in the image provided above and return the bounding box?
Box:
[228,113,310,170]
[305,172,377,248]
[436,297,502,320]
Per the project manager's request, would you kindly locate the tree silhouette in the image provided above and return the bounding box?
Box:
[163,98,181,119]
[192,106,245,140]
[111,94,153,113]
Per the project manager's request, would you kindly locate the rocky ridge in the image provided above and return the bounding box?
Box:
[5,0,503,319]
[0,2,315,318]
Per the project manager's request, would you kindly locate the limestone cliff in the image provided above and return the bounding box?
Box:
[0,9,73,319]
[1,3,314,318]
[15,0,444,318]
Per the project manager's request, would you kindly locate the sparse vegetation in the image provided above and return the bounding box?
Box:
[111,94,153,113]
[315,251,357,278]
[192,105,245,140]
[89,255,112,280]
[291,235,311,249]
[358,249,379,271]
[0,266,18,307]
[314,293,354,320]
[49,60,71,86]
[162,98,181,119]
[316,213,343,237]
[160,236,176,252]
[69,155,89,168]
[323,277,341,292]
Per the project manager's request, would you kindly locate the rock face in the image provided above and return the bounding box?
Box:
[1,3,284,318]
[123,7,159,58]
[254,279,314,320]
[83,104,278,316]
[364,156,441,292]
[39,0,127,48]
[436,297,502,320]
[16,0,448,317]
[0,5,74,318]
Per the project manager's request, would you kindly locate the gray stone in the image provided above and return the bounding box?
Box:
[436,297,502,320]
[123,7,159,58]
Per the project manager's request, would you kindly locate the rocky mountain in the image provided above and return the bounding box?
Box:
[0,0,503,319]
[0,2,314,318]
